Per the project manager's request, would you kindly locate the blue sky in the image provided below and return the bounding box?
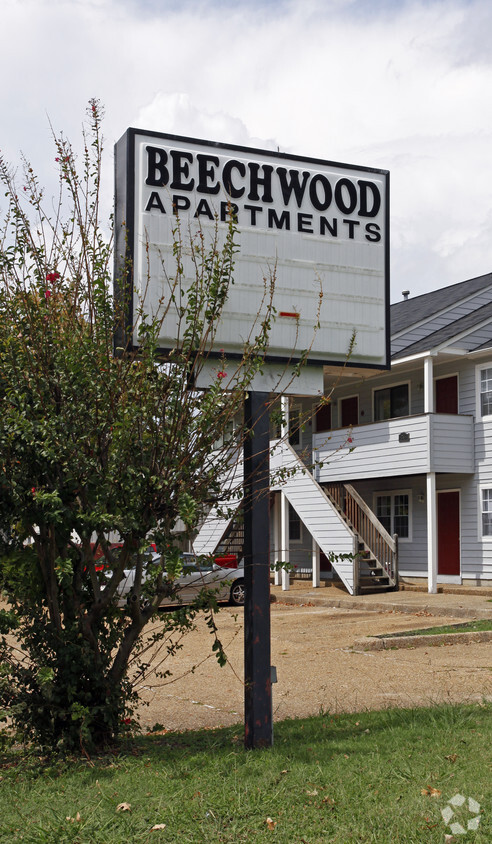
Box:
[2,0,492,301]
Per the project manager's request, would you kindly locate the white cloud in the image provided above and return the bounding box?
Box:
[1,0,492,299]
[135,93,278,151]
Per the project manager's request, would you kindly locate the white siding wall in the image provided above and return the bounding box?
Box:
[325,355,483,427]
[442,357,492,580]
[314,414,474,481]
[472,409,492,580]
[324,368,425,431]
[348,477,428,577]
[316,354,492,581]
[315,415,427,480]
[430,415,474,473]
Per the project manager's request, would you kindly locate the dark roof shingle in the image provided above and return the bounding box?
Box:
[391,273,492,336]
[392,300,492,359]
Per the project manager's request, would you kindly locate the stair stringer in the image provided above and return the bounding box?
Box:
[193,503,238,556]
[270,440,355,594]
[193,462,242,556]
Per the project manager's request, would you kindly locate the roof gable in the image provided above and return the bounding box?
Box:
[391,273,492,336]
[392,301,492,359]
[391,273,492,359]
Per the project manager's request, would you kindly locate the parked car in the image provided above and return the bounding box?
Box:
[213,552,238,568]
[92,542,156,571]
[115,552,245,608]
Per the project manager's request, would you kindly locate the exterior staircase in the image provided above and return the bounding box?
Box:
[193,501,240,557]
[193,461,242,557]
[217,512,244,561]
[271,440,398,594]
[195,440,398,595]
[270,439,356,592]
[324,482,398,594]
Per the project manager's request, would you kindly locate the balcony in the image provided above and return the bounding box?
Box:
[312,413,475,482]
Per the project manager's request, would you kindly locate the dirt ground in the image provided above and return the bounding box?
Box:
[135,601,492,733]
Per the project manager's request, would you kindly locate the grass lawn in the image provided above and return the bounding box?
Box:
[1,703,491,843]
[376,619,492,638]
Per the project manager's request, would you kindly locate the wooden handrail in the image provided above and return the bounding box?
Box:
[344,484,396,551]
[325,482,398,584]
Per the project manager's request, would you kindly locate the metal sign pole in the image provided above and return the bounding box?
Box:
[243,390,272,749]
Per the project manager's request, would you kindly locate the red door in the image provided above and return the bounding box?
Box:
[340,396,358,427]
[437,491,460,576]
[315,402,332,433]
[436,376,458,414]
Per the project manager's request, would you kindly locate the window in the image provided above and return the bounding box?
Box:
[213,418,235,449]
[375,492,410,539]
[374,384,409,421]
[481,488,492,537]
[479,367,492,417]
[393,494,410,536]
[375,494,392,534]
[289,503,302,542]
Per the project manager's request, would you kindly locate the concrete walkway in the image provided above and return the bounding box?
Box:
[271,580,492,620]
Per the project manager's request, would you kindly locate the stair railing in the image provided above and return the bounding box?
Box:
[325,482,398,585]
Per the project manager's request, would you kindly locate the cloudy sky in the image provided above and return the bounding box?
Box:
[2,0,492,302]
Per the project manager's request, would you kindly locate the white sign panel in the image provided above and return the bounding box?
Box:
[115,130,390,369]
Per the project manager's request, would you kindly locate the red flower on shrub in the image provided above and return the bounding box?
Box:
[46,271,60,283]
[347,437,353,443]
[217,371,227,380]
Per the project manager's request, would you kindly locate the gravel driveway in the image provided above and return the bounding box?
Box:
[136,601,492,733]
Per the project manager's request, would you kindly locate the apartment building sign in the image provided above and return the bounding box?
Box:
[115,129,390,369]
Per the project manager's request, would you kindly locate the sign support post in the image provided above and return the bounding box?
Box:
[243,390,272,749]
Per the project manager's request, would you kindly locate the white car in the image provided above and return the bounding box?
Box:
[116,552,245,608]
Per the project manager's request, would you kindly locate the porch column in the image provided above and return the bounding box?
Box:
[423,354,434,413]
[427,471,438,593]
[280,491,290,590]
[273,492,281,586]
[312,538,320,588]
[424,354,437,592]
[280,396,290,591]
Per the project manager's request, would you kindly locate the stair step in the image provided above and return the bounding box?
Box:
[361,565,385,573]
[359,574,390,586]
[358,583,395,592]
